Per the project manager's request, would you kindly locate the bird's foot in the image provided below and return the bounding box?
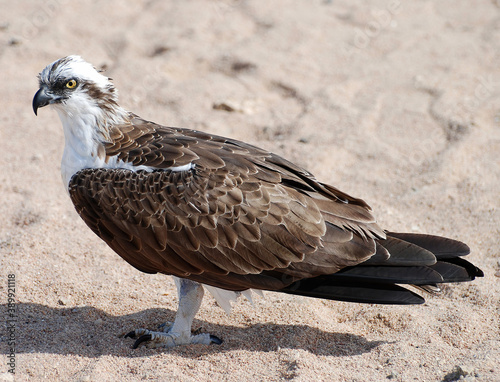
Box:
[124,325,222,349]
[124,279,223,348]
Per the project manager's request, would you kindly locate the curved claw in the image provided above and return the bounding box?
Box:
[210,335,223,345]
[124,330,137,339]
[132,334,152,349]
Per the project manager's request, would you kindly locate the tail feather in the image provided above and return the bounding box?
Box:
[279,232,482,305]
[434,257,484,280]
[386,232,471,258]
[363,237,436,266]
[332,265,444,284]
[281,277,425,305]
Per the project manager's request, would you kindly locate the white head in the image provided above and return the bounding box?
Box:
[34,56,131,186]
[33,55,128,136]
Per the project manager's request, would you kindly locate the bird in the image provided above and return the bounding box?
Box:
[33,55,483,349]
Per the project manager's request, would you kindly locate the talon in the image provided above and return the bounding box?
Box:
[132,334,152,349]
[210,335,223,345]
[124,330,137,339]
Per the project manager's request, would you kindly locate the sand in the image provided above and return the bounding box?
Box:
[0,0,499,381]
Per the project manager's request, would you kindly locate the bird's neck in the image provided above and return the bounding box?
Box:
[56,102,130,187]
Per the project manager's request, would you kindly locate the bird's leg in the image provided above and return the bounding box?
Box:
[125,277,222,348]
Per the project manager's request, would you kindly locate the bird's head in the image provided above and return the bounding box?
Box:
[33,56,128,134]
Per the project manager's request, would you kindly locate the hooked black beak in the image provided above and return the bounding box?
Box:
[33,85,56,115]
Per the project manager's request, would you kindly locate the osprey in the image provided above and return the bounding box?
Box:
[33,56,482,349]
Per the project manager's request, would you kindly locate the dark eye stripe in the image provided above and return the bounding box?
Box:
[51,78,80,91]
[54,79,68,90]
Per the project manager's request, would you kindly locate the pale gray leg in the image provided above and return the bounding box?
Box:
[125,277,222,348]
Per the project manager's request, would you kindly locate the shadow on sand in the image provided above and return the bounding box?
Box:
[1,302,386,358]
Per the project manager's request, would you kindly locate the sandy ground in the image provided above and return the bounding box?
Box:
[0,0,499,381]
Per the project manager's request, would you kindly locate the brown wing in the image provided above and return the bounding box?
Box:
[68,115,385,291]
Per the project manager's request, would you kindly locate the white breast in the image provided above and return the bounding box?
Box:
[58,110,194,188]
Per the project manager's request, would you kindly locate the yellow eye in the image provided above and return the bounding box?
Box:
[66,79,77,89]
